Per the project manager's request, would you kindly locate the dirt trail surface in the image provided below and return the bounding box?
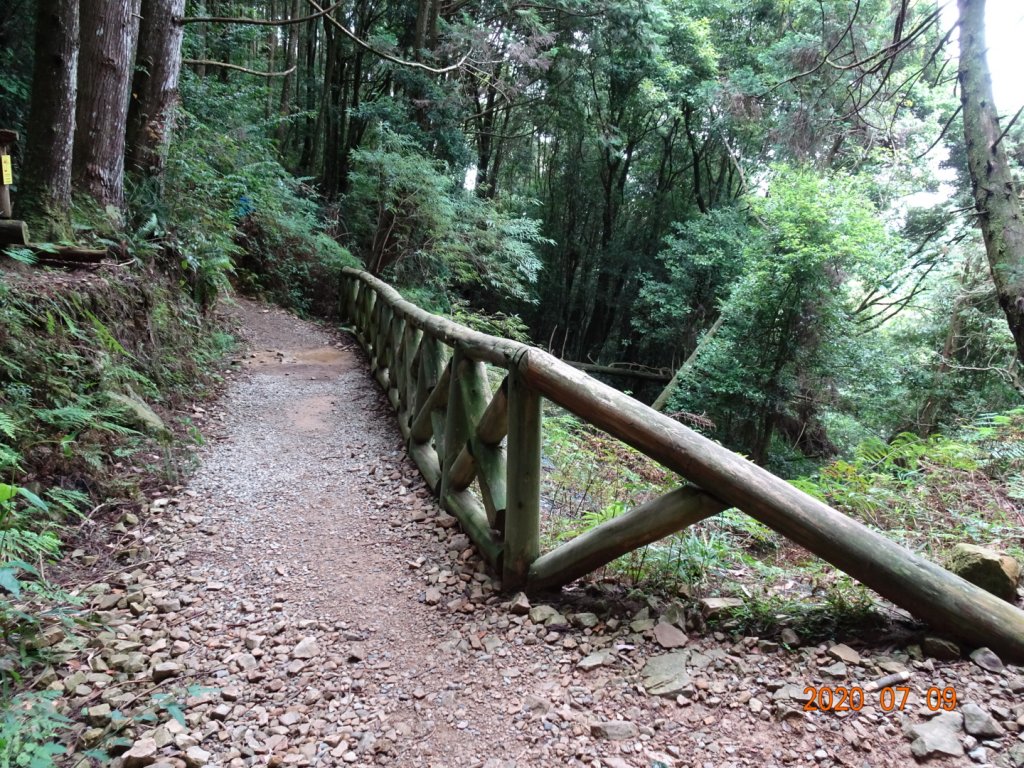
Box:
[68,301,1024,768]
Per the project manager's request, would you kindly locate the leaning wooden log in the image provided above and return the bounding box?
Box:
[408,441,441,494]
[518,347,1024,662]
[528,486,726,591]
[448,377,510,526]
[0,220,30,245]
[38,246,108,263]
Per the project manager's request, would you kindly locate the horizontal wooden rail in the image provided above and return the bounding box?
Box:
[339,267,1024,662]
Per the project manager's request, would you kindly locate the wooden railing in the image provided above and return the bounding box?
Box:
[340,267,1024,661]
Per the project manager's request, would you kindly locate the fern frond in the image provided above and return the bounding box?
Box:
[0,411,15,439]
[85,309,132,358]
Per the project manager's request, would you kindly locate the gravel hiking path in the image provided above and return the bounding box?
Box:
[76,300,1023,768]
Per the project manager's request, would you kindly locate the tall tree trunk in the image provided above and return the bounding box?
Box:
[298,14,319,171]
[958,0,1024,363]
[74,0,141,216]
[21,0,79,239]
[275,0,301,147]
[126,0,186,179]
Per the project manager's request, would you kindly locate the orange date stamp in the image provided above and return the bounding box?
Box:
[802,685,958,713]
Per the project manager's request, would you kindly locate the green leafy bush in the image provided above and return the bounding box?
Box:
[344,126,546,308]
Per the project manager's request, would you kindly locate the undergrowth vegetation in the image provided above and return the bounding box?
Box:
[134,70,360,318]
[540,405,1024,638]
[0,269,234,765]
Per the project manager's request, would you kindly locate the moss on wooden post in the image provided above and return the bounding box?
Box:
[503,364,541,590]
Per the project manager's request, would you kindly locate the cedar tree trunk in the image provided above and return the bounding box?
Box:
[958,0,1024,363]
[74,0,141,215]
[22,0,79,238]
[126,0,186,178]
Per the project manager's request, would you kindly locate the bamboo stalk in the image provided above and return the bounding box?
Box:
[502,367,541,590]
[527,486,726,591]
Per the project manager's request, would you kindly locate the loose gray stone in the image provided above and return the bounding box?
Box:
[508,592,531,615]
[699,597,742,618]
[820,662,846,678]
[947,543,1021,601]
[528,605,558,624]
[590,720,639,740]
[571,612,600,629]
[921,636,960,660]
[780,628,800,647]
[291,636,319,659]
[183,745,211,767]
[653,621,688,649]
[961,702,1004,738]
[236,653,258,670]
[906,711,964,759]
[969,646,1004,673]
[578,649,614,671]
[641,652,692,697]
[828,643,860,665]
[151,662,180,682]
[122,738,159,768]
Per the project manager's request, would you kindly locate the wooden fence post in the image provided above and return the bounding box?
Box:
[503,364,541,589]
[440,349,489,498]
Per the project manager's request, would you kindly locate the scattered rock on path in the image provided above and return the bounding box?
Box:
[906,712,964,759]
[699,597,742,618]
[641,652,692,697]
[961,702,1004,737]
[921,636,960,661]
[291,636,319,659]
[122,738,158,768]
[590,721,639,740]
[653,621,688,649]
[508,592,530,615]
[969,646,1004,673]
[578,648,613,671]
[828,643,860,665]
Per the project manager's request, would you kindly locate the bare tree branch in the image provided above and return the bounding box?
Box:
[183,59,297,77]
[993,104,1024,151]
[308,0,470,76]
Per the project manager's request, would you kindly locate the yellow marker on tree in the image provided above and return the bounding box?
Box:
[1,155,11,186]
